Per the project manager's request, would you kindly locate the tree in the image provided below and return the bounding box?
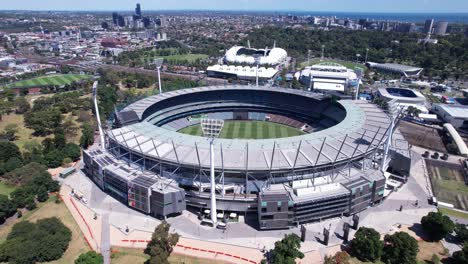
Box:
[24,108,62,136]
[270,233,304,264]
[0,217,72,263]
[80,122,95,149]
[1,124,18,141]
[54,129,67,150]
[0,142,22,163]
[144,221,179,264]
[14,97,30,114]
[45,149,65,168]
[421,212,455,241]
[36,186,49,202]
[452,242,468,264]
[0,194,16,223]
[349,227,383,262]
[64,143,81,161]
[382,232,419,264]
[75,251,103,264]
[455,224,468,243]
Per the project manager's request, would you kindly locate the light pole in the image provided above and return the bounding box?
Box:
[154,58,164,94]
[354,68,363,100]
[200,118,224,227]
[253,54,262,87]
[365,48,369,63]
[321,45,325,61]
[92,81,105,150]
[307,50,311,65]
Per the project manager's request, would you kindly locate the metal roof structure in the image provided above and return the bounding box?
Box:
[366,62,423,77]
[110,86,392,172]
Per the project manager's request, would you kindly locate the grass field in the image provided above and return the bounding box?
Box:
[426,161,468,210]
[0,113,50,150]
[439,207,468,220]
[5,74,91,88]
[0,197,89,263]
[178,120,305,139]
[162,53,209,62]
[0,182,16,196]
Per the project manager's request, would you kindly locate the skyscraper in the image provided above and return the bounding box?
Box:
[135,3,142,19]
[434,21,448,36]
[423,19,434,34]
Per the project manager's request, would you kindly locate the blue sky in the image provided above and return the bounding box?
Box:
[1,0,467,12]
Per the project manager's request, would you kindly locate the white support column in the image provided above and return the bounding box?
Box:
[209,139,217,226]
[157,66,162,94]
[92,81,105,150]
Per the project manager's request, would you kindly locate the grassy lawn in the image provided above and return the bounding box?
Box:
[111,247,230,264]
[178,120,305,139]
[439,207,468,220]
[0,113,50,150]
[0,197,89,264]
[436,179,468,194]
[4,74,91,89]
[163,53,209,62]
[0,182,16,196]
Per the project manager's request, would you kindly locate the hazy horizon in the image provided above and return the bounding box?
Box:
[0,0,467,13]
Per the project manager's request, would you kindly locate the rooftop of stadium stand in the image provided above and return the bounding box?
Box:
[434,104,468,119]
[366,62,423,75]
[111,86,391,171]
[378,87,426,102]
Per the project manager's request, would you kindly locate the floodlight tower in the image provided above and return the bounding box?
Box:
[201,118,224,226]
[354,68,363,100]
[307,50,311,65]
[253,54,262,87]
[92,81,105,150]
[381,99,398,174]
[154,58,164,94]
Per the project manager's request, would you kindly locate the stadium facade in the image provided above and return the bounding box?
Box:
[83,85,411,230]
[294,62,359,93]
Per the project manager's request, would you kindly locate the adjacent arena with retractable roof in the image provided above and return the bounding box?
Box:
[83,85,410,230]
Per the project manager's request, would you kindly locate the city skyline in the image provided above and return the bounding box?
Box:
[1,0,468,13]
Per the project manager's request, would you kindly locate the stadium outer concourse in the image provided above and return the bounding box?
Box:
[83,85,410,230]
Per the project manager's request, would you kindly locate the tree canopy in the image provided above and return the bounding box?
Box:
[349,227,383,262]
[270,233,304,264]
[75,251,104,264]
[144,221,179,264]
[421,211,455,241]
[382,232,419,264]
[0,217,72,264]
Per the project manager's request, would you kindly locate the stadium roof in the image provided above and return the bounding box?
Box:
[112,86,391,172]
[434,104,468,119]
[224,46,287,65]
[366,62,423,76]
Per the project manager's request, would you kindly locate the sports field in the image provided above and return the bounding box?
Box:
[178,120,305,139]
[5,74,91,88]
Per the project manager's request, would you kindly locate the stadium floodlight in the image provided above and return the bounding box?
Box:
[365,48,369,63]
[381,99,399,173]
[200,118,224,226]
[154,58,164,94]
[354,68,363,100]
[92,81,105,150]
[253,54,262,87]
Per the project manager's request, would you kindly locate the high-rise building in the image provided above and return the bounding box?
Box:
[112,12,119,26]
[423,19,434,34]
[434,21,448,36]
[135,3,142,19]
